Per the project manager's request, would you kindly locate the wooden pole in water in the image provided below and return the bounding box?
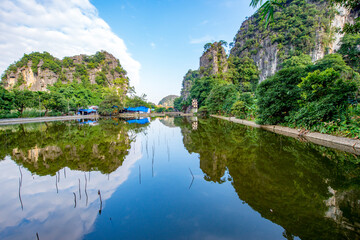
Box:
[188,168,195,190]
[36,232,40,240]
[84,173,88,206]
[55,175,58,194]
[19,178,23,210]
[98,190,102,214]
[78,179,81,200]
[73,192,76,208]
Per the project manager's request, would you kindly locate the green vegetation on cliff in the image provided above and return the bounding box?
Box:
[251,0,360,34]
[233,0,336,63]
[0,51,130,117]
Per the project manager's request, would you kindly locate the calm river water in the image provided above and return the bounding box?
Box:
[0,117,359,240]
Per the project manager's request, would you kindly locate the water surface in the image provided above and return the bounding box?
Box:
[0,117,359,240]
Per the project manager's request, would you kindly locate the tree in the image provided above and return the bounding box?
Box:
[125,94,151,108]
[338,34,360,72]
[190,77,218,108]
[226,56,260,92]
[204,42,213,52]
[12,90,35,115]
[290,68,357,126]
[219,40,228,48]
[281,54,312,69]
[40,92,67,115]
[0,87,14,112]
[174,97,183,111]
[309,54,359,81]
[256,67,307,124]
[206,84,239,114]
[98,92,122,116]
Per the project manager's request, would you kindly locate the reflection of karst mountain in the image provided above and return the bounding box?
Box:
[159,117,176,128]
[325,188,360,239]
[0,119,142,175]
[0,139,142,240]
[178,118,360,240]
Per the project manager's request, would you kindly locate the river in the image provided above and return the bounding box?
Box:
[0,117,359,240]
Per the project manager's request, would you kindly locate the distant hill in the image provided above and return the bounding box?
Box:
[158,95,179,107]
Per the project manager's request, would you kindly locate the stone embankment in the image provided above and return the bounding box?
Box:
[0,115,99,125]
[212,115,360,155]
[0,112,194,126]
[119,112,193,118]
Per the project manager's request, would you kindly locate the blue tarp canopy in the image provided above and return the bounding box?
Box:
[78,109,97,113]
[124,106,149,113]
[127,118,150,124]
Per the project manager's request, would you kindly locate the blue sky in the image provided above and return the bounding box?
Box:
[90,0,255,103]
[0,0,255,104]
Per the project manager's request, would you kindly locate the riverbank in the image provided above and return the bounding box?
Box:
[0,112,194,125]
[118,112,193,118]
[0,115,99,125]
[212,115,360,155]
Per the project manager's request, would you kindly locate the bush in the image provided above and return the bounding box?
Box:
[98,93,122,116]
[0,110,19,119]
[288,68,357,127]
[206,84,238,114]
[231,93,256,119]
[197,106,209,116]
[256,67,306,124]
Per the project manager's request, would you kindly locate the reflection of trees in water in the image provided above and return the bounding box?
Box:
[0,119,149,175]
[177,117,360,240]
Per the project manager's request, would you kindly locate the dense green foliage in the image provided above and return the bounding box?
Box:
[226,56,259,92]
[256,54,360,136]
[256,67,307,124]
[234,0,336,61]
[251,0,359,34]
[125,94,151,108]
[205,84,238,114]
[337,34,360,72]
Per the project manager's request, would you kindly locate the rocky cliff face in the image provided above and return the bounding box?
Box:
[230,0,357,82]
[179,70,199,102]
[1,51,128,91]
[199,42,228,77]
[179,43,228,102]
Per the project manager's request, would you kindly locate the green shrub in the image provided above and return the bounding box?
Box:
[197,106,209,116]
[231,93,256,119]
[206,84,238,114]
[338,34,360,73]
[256,67,306,124]
[288,68,357,127]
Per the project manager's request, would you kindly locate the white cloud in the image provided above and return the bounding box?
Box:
[0,0,141,86]
[189,35,214,44]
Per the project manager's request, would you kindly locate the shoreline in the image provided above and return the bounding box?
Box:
[211,115,360,156]
[0,115,100,125]
[0,112,194,125]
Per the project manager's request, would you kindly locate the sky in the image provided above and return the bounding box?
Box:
[0,0,255,104]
